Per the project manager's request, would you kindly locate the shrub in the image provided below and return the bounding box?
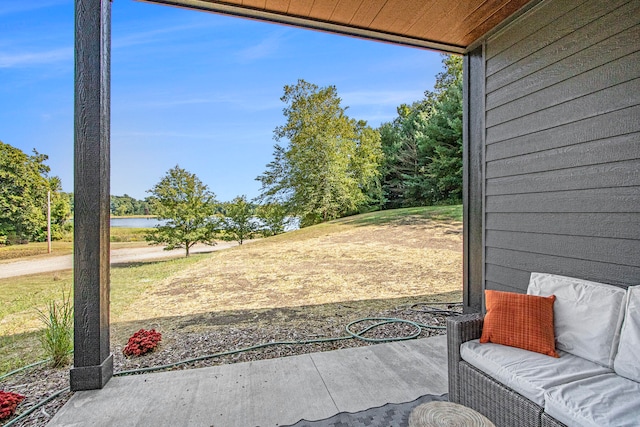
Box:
[0,391,25,420]
[37,291,73,368]
[123,329,162,357]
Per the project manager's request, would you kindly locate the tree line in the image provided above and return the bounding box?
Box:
[256,54,462,225]
[0,142,72,244]
[1,54,462,248]
[147,55,462,255]
[0,142,156,245]
[110,194,153,216]
[145,166,291,256]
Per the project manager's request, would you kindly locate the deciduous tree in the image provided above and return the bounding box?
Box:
[0,141,65,244]
[257,79,382,226]
[145,165,219,256]
[255,202,290,237]
[220,195,259,245]
[48,177,72,240]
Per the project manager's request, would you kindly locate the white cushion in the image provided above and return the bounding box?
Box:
[614,286,640,382]
[544,373,640,427]
[460,339,612,406]
[527,272,626,367]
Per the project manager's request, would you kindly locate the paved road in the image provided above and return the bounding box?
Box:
[0,242,238,279]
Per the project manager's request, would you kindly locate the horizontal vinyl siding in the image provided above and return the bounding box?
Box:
[486,188,640,213]
[486,0,639,92]
[482,0,640,293]
[485,248,640,288]
[486,213,640,239]
[486,17,640,109]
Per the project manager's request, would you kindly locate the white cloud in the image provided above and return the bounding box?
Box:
[0,47,72,68]
[235,29,288,62]
[112,21,218,49]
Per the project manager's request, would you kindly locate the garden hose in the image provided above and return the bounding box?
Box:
[116,317,432,376]
[0,359,53,383]
[2,311,461,425]
[0,350,74,383]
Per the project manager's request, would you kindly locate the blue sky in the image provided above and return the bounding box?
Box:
[1,0,444,202]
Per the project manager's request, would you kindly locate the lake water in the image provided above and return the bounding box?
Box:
[110,216,300,231]
[110,217,166,228]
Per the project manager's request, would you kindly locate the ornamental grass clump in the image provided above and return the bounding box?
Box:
[123,329,162,357]
[37,291,73,368]
[0,391,25,420]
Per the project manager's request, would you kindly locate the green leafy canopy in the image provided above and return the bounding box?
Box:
[257,79,382,227]
[0,141,71,244]
[145,165,219,256]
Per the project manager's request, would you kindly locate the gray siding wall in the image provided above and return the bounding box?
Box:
[481,0,640,293]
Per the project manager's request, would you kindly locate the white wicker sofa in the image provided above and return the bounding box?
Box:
[447,273,640,427]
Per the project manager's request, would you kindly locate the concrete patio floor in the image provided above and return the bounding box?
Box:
[48,335,448,427]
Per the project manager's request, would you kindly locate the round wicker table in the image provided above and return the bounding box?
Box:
[409,401,496,427]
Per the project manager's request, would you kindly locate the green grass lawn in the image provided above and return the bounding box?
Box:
[338,204,463,225]
[0,254,208,374]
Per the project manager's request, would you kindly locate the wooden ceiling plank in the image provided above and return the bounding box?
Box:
[438,0,506,43]
[350,0,388,27]
[420,0,481,42]
[264,0,289,14]
[140,0,531,51]
[330,0,364,25]
[242,0,266,9]
[381,0,456,39]
[369,3,408,35]
[309,0,340,21]
[286,0,314,17]
[389,0,441,36]
[405,0,455,34]
[459,0,530,46]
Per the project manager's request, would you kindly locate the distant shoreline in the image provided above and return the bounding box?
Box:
[109,215,156,219]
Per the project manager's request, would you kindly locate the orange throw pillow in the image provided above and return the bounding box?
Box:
[480,290,559,357]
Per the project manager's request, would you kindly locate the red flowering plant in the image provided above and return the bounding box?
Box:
[0,390,25,420]
[123,329,162,357]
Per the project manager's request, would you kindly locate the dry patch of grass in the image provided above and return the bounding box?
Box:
[0,242,74,262]
[122,208,462,323]
[0,206,463,374]
[0,229,149,263]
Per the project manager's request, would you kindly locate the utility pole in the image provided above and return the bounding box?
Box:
[47,190,52,253]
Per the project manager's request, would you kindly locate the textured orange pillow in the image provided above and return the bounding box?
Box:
[480,290,559,357]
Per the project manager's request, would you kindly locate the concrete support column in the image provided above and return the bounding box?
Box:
[71,0,113,391]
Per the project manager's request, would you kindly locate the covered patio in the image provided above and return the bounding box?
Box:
[64,0,638,425]
[50,336,448,426]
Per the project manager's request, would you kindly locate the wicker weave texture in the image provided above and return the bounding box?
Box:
[447,314,483,404]
[458,361,542,427]
[541,412,567,427]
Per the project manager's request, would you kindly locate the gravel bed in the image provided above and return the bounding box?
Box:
[1,302,461,427]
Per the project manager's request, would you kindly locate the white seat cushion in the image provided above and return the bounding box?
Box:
[544,373,640,427]
[460,339,612,406]
[614,286,640,382]
[527,272,626,367]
